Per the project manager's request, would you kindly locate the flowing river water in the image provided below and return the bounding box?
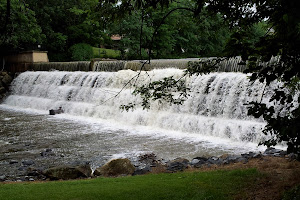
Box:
[0,68,279,179]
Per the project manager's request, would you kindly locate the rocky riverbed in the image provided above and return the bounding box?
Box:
[0,144,295,182]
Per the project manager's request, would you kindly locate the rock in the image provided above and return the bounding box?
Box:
[2,74,13,85]
[43,162,92,180]
[223,155,241,164]
[241,152,256,159]
[94,158,135,177]
[207,156,223,165]
[133,166,151,176]
[264,147,282,155]
[220,154,229,159]
[287,153,299,160]
[22,160,35,166]
[27,168,44,177]
[150,163,167,174]
[138,153,157,165]
[237,157,248,164]
[0,175,6,181]
[191,157,208,168]
[9,160,18,164]
[166,158,189,172]
[18,166,28,171]
[40,149,55,157]
[279,151,287,156]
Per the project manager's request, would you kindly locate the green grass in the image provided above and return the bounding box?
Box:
[0,169,260,200]
[92,47,121,59]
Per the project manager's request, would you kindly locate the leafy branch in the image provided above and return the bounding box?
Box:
[120,76,190,111]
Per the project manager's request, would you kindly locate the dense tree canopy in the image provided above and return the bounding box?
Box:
[108,2,231,59]
[0,0,44,53]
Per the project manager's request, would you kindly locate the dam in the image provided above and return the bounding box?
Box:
[0,58,284,176]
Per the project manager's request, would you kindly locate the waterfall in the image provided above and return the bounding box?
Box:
[25,57,280,73]
[93,61,126,71]
[31,61,91,71]
[2,69,276,143]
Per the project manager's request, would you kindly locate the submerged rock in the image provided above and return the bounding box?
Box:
[40,149,55,157]
[94,158,135,177]
[9,160,18,164]
[22,160,35,166]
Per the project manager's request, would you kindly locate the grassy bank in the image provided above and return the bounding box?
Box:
[0,169,260,200]
[92,47,121,59]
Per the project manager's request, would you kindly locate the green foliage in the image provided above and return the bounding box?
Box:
[0,0,44,53]
[121,76,190,110]
[186,58,226,76]
[108,0,231,59]
[69,43,93,61]
[0,169,261,200]
[23,0,108,61]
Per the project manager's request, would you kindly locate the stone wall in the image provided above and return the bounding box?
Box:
[5,51,49,63]
[4,51,49,73]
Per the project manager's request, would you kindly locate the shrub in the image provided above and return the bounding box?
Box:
[69,43,93,61]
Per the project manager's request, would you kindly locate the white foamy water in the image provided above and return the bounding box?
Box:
[1,69,284,158]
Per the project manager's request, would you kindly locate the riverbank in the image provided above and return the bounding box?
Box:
[0,155,299,200]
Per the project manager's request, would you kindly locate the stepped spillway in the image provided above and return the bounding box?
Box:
[2,69,273,143]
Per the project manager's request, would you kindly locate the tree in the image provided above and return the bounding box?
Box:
[102,0,300,157]
[0,0,44,54]
[25,0,110,61]
[107,0,231,59]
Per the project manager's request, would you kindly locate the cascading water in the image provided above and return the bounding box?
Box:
[31,61,91,71]
[2,69,273,144]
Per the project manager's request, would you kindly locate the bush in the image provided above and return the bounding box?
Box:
[69,43,93,61]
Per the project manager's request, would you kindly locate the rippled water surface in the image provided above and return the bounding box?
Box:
[0,105,266,178]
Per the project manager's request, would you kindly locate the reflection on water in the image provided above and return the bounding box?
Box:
[0,106,265,177]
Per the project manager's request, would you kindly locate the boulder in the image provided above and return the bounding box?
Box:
[166,158,189,172]
[43,162,92,180]
[223,155,241,164]
[0,175,6,181]
[207,156,223,165]
[94,158,135,177]
[133,165,151,176]
[264,147,282,155]
[191,157,208,168]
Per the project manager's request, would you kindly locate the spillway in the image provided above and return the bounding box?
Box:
[2,69,273,144]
